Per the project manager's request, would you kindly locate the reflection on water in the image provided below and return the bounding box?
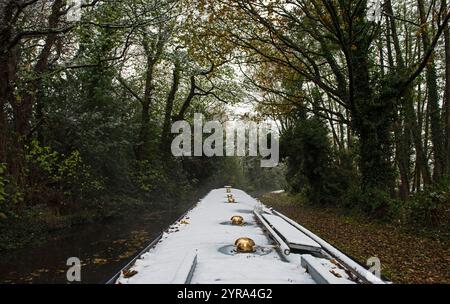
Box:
[0,206,187,284]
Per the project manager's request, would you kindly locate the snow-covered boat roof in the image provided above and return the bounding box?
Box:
[113,188,384,284]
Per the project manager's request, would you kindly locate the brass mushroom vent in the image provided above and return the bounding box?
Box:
[231,215,244,225]
[225,186,232,193]
[234,237,256,253]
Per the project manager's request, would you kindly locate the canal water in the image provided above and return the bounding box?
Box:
[0,205,189,284]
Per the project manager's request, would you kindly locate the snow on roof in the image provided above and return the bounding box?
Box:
[116,189,315,284]
[262,213,321,252]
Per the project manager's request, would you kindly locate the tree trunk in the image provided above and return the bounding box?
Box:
[348,4,394,194]
[175,76,197,121]
[135,29,166,160]
[386,1,410,197]
[0,1,14,165]
[443,0,450,176]
[136,55,157,161]
[161,60,181,154]
[418,0,446,181]
[394,118,411,199]
[403,78,432,186]
[0,56,9,164]
[18,0,62,141]
[137,100,151,161]
[357,118,394,193]
[1,50,22,183]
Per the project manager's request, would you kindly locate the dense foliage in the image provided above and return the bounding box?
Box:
[0,0,449,249]
[197,0,450,227]
[0,0,284,250]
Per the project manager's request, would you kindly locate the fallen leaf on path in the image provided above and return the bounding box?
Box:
[330,270,342,278]
[123,269,138,278]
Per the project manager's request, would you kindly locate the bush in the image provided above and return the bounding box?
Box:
[130,159,168,194]
[0,164,24,220]
[406,183,450,229]
[281,116,354,204]
[130,158,193,203]
[25,140,105,208]
[342,185,399,219]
